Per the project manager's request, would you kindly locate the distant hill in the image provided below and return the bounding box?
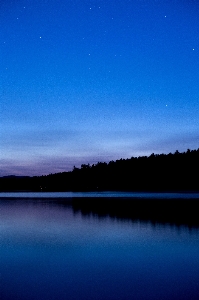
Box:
[0,148,199,192]
[1,175,30,178]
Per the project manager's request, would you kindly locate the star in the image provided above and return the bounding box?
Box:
[193,48,195,51]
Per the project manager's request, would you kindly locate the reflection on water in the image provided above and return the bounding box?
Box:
[1,198,199,300]
[1,191,199,198]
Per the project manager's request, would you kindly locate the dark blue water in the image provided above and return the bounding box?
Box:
[1,197,199,300]
[1,191,199,198]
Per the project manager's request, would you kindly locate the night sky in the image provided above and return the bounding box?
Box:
[1,0,199,176]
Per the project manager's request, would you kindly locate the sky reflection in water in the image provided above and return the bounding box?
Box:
[0,199,199,300]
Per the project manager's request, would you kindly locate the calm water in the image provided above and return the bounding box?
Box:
[1,191,199,198]
[1,197,199,300]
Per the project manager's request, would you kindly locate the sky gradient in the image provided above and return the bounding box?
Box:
[1,0,199,176]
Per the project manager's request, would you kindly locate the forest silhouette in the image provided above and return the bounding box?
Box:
[0,148,199,192]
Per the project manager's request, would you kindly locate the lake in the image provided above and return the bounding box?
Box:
[1,191,199,199]
[1,193,199,299]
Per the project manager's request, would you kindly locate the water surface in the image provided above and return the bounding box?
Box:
[0,198,199,300]
[1,191,199,198]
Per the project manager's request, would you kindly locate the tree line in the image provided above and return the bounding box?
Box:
[0,148,199,192]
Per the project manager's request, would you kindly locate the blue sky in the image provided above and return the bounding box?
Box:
[1,0,199,176]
